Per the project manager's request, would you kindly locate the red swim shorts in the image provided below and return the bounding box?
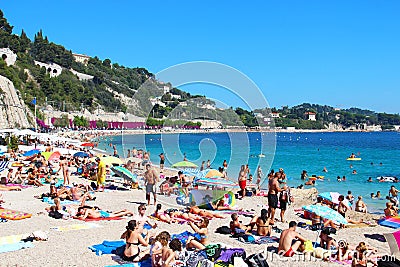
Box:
[239,180,246,190]
[283,247,295,257]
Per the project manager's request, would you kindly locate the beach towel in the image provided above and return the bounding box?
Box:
[51,223,101,232]
[42,197,78,206]
[104,257,152,267]
[4,184,31,189]
[0,208,32,220]
[89,240,126,256]
[0,161,8,173]
[330,259,352,265]
[238,235,279,244]
[0,233,30,246]
[171,231,201,247]
[0,241,33,254]
[77,216,123,222]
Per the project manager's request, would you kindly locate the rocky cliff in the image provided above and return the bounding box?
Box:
[0,75,32,128]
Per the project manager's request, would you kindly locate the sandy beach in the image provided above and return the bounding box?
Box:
[0,163,395,267]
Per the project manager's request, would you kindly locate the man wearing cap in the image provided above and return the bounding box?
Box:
[96,157,106,192]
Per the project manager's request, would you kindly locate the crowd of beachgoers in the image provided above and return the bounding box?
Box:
[0,130,399,266]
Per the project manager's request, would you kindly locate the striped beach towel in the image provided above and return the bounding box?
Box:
[0,161,9,173]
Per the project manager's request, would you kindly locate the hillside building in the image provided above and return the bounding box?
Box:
[72,53,90,65]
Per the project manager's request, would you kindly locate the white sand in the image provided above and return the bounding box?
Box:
[0,172,395,267]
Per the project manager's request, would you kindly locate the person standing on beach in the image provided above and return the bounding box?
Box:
[206,160,211,169]
[57,156,70,185]
[256,166,263,189]
[238,165,247,199]
[127,149,131,158]
[96,157,106,192]
[389,186,399,206]
[159,153,165,170]
[268,172,287,221]
[200,161,205,171]
[223,160,228,177]
[144,164,159,205]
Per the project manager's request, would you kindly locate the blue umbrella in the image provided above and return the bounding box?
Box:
[23,149,41,157]
[73,151,89,158]
[302,204,348,225]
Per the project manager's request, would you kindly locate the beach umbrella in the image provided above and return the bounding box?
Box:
[81,142,95,147]
[101,156,123,166]
[23,149,41,157]
[302,205,348,225]
[195,177,240,189]
[205,169,224,178]
[171,161,198,168]
[182,168,200,176]
[318,192,342,205]
[125,157,143,164]
[41,151,61,161]
[383,230,400,258]
[74,151,90,158]
[112,166,137,183]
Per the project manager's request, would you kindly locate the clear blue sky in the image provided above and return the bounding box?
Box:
[2,1,400,113]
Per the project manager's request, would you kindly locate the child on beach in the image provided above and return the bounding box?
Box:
[150,231,171,267]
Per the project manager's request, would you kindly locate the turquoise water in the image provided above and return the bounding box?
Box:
[98,132,400,212]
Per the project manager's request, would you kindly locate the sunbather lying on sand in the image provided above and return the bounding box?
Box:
[188,202,225,219]
[76,207,133,219]
[210,199,242,211]
[0,184,22,191]
[153,204,175,223]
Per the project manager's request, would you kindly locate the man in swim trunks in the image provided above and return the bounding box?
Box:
[389,185,399,206]
[278,221,306,257]
[159,153,165,170]
[268,172,287,222]
[144,164,158,206]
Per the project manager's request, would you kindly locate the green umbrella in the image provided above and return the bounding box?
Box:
[112,166,137,183]
[171,161,198,168]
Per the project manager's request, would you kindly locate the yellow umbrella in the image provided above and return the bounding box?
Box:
[100,156,123,166]
[41,152,52,161]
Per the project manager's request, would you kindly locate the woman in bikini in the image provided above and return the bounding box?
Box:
[188,202,225,219]
[57,156,70,185]
[166,208,201,222]
[153,204,175,224]
[187,218,209,250]
[121,220,151,262]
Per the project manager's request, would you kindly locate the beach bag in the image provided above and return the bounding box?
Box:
[377,255,400,267]
[185,250,208,267]
[196,259,214,267]
[217,248,246,263]
[215,226,231,235]
[205,244,222,261]
[245,252,269,267]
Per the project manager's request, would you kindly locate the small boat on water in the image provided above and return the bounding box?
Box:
[347,157,361,161]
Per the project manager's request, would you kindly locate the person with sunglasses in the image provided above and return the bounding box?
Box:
[134,204,157,234]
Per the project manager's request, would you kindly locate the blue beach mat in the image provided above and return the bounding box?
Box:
[104,258,151,267]
[171,231,201,247]
[89,240,125,256]
[42,197,79,205]
[0,241,33,253]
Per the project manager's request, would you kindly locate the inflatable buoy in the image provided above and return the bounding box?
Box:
[376,176,397,182]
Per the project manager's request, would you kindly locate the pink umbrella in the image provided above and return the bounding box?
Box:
[383,230,400,258]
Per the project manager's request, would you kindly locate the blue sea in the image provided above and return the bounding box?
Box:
[97,131,400,213]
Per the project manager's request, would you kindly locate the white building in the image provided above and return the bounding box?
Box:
[0,48,17,66]
[149,97,166,107]
[34,61,62,78]
[271,112,280,118]
[305,112,317,121]
[72,53,90,65]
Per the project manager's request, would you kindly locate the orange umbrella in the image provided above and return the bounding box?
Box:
[48,151,61,161]
[205,169,224,178]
